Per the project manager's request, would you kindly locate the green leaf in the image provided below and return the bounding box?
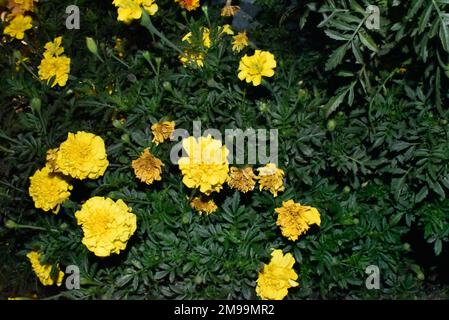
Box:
[358,30,378,52]
[325,44,348,71]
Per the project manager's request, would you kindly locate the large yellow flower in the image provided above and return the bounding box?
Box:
[151,121,175,145]
[54,131,109,180]
[238,50,276,86]
[112,0,158,23]
[256,249,299,300]
[227,166,256,193]
[75,197,137,257]
[3,14,32,40]
[38,55,71,87]
[256,163,285,197]
[27,251,64,286]
[132,148,163,185]
[174,0,200,11]
[275,200,321,241]
[178,135,229,195]
[29,166,72,213]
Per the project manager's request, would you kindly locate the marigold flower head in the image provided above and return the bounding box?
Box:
[221,1,240,17]
[112,0,158,23]
[178,135,229,195]
[232,31,248,53]
[151,121,175,145]
[227,166,256,193]
[256,249,299,300]
[190,196,218,215]
[27,251,64,286]
[275,200,321,241]
[43,36,64,58]
[38,55,71,87]
[257,163,285,197]
[132,148,163,185]
[3,14,32,39]
[219,24,234,35]
[29,166,72,213]
[238,50,276,86]
[175,0,200,11]
[75,197,137,257]
[54,131,109,180]
[7,0,37,15]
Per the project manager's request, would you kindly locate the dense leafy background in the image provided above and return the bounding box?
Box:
[1,0,448,299]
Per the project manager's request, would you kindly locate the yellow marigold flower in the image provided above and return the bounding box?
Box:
[151,121,175,145]
[190,196,218,215]
[221,0,239,16]
[27,251,64,286]
[75,197,137,257]
[112,0,158,23]
[178,135,229,195]
[238,50,276,86]
[7,0,37,15]
[232,31,248,53]
[175,0,200,11]
[275,200,321,241]
[219,24,234,35]
[43,36,64,58]
[38,55,71,87]
[256,163,285,197]
[132,148,163,185]
[3,14,32,40]
[227,166,256,193]
[54,131,109,180]
[29,166,72,213]
[256,249,299,300]
[179,50,205,68]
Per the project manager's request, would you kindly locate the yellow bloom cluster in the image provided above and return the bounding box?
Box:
[29,166,72,213]
[227,166,257,193]
[256,249,299,300]
[75,197,137,257]
[178,135,229,195]
[238,50,277,86]
[54,131,109,180]
[275,200,321,241]
[112,0,158,23]
[151,121,175,145]
[38,37,71,87]
[132,148,163,185]
[27,251,64,286]
[256,163,285,197]
[174,0,200,11]
[179,27,211,68]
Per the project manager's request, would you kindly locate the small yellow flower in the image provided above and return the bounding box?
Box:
[3,14,32,40]
[275,200,321,241]
[132,148,163,185]
[219,24,234,36]
[221,0,240,16]
[182,27,211,48]
[256,249,299,300]
[174,0,200,11]
[179,50,205,68]
[238,50,276,86]
[151,121,175,145]
[43,36,64,58]
[178,135,229,195]
[75,197,137,257]
[54,131,109,180]
[27,251,64,286]
[256,163,285,197]
[227,166,256,193]
[232,31,248,53]
[38,55,71,87]
[190,196,218,215]
[112,0,158,23]
[29,166,72,213]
